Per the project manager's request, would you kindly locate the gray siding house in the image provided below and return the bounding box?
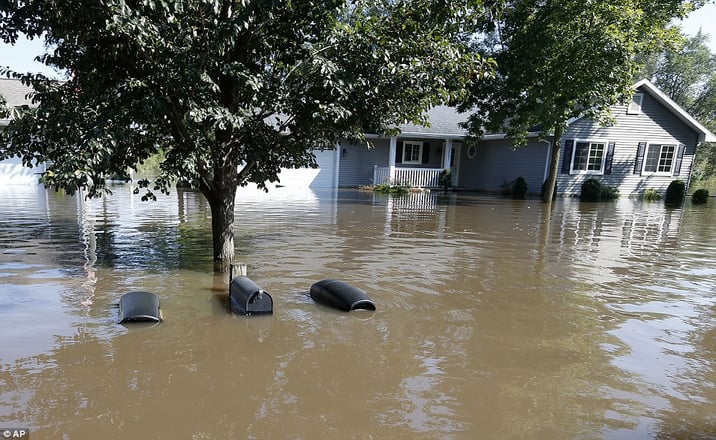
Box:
[335,79,715,197]
[555,79,715,196]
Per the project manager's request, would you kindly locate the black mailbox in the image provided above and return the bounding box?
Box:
[118,291,162,324]
[229,276,273,315]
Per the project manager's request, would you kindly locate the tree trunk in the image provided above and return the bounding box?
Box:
[204,183,238,273]
[541,124,563,204]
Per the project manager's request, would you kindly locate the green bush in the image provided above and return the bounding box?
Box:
[512,176,528,199]
[580,178,603,201]
[664,180,686,207]
[601,185,620,200]
[438,169,452,193]
[581,178,618,201]
[373,183,410,195]
[692,188,709,205]
[643,188,662,201]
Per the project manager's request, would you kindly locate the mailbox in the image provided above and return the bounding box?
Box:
[229,276,273,315]
[310,279,376,312]
[118,291,162,324]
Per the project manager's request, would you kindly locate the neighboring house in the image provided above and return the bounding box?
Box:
[556,79,716,196]
[0,78,42,185]
[329,78,716,196]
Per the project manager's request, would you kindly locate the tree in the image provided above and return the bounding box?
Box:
[461,0,697,203]
[0,94,8,118]
[643,29,716,113]
[0,0,491,271]
[641,29,716,185]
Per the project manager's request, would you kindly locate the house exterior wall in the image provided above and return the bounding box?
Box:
[458,137,549,194]
[557,90,699,196]
[338,138,391,187]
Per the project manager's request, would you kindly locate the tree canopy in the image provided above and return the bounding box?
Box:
[0,0,492,270]
[461,0,699,202]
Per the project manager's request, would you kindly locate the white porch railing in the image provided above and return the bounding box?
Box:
[373,166,445,188]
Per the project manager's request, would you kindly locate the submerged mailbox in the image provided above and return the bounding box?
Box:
[229,276,273,315]
[310,279,376,312]
[118,291,162,324]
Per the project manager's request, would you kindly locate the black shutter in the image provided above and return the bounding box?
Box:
[561,140,574,174]
[395,141,403,163]
[673,144,685,176]
[422,142,430,164]
[604,142,615,175]
[634,142,646,175]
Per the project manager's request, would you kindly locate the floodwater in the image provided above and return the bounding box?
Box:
[1,183,716,440]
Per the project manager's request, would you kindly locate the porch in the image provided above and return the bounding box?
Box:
[373,166,445,188]
[370,136,460,188]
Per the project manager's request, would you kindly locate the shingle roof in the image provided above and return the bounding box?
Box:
[0,78,35,108]
[398,105,470,139]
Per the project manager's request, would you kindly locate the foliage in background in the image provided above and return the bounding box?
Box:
[462,0,697,204]
[0,94,8,119]
[691,188,709,204]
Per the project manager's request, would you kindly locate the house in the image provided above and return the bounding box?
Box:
[4,77,714,195]
[323,78,715,197]
[555,79,716,196]
[0,78,42,185]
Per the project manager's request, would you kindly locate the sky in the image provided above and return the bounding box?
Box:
[0,3,715,79]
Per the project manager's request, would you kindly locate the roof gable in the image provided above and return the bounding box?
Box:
[632,78,715,143]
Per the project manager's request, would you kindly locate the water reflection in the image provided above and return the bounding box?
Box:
[1,184,716,439]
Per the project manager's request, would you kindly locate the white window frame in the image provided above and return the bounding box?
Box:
[570,138,608,175]
[627,92,644,114]
[642,142,677,175]
[402,141,423,165]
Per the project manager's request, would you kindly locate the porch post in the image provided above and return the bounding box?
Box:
[389,136,397,182]
[442,139,453,170]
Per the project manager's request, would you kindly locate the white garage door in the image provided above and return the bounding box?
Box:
[274,149,338,188]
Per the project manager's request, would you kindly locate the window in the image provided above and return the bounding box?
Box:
[627,92,643,114]
[402,141,423,164]
[643,143,676,174]
[571,140,607,174]
[467,144,477,159]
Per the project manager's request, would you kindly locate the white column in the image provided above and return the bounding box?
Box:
[442,139,453,170]
[389,136,397,182]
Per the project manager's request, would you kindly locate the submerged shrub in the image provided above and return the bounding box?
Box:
[692,188,709,205]
[643,188,662,201]
[512,176,528,199]
[373,183,410,195]
[581,178,618,201]
[664,180,686,207]
[439,169,452,193]
[580,178,603,201]
[601,185,619,200]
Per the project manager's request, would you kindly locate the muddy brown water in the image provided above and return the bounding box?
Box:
[1,183,716,439]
